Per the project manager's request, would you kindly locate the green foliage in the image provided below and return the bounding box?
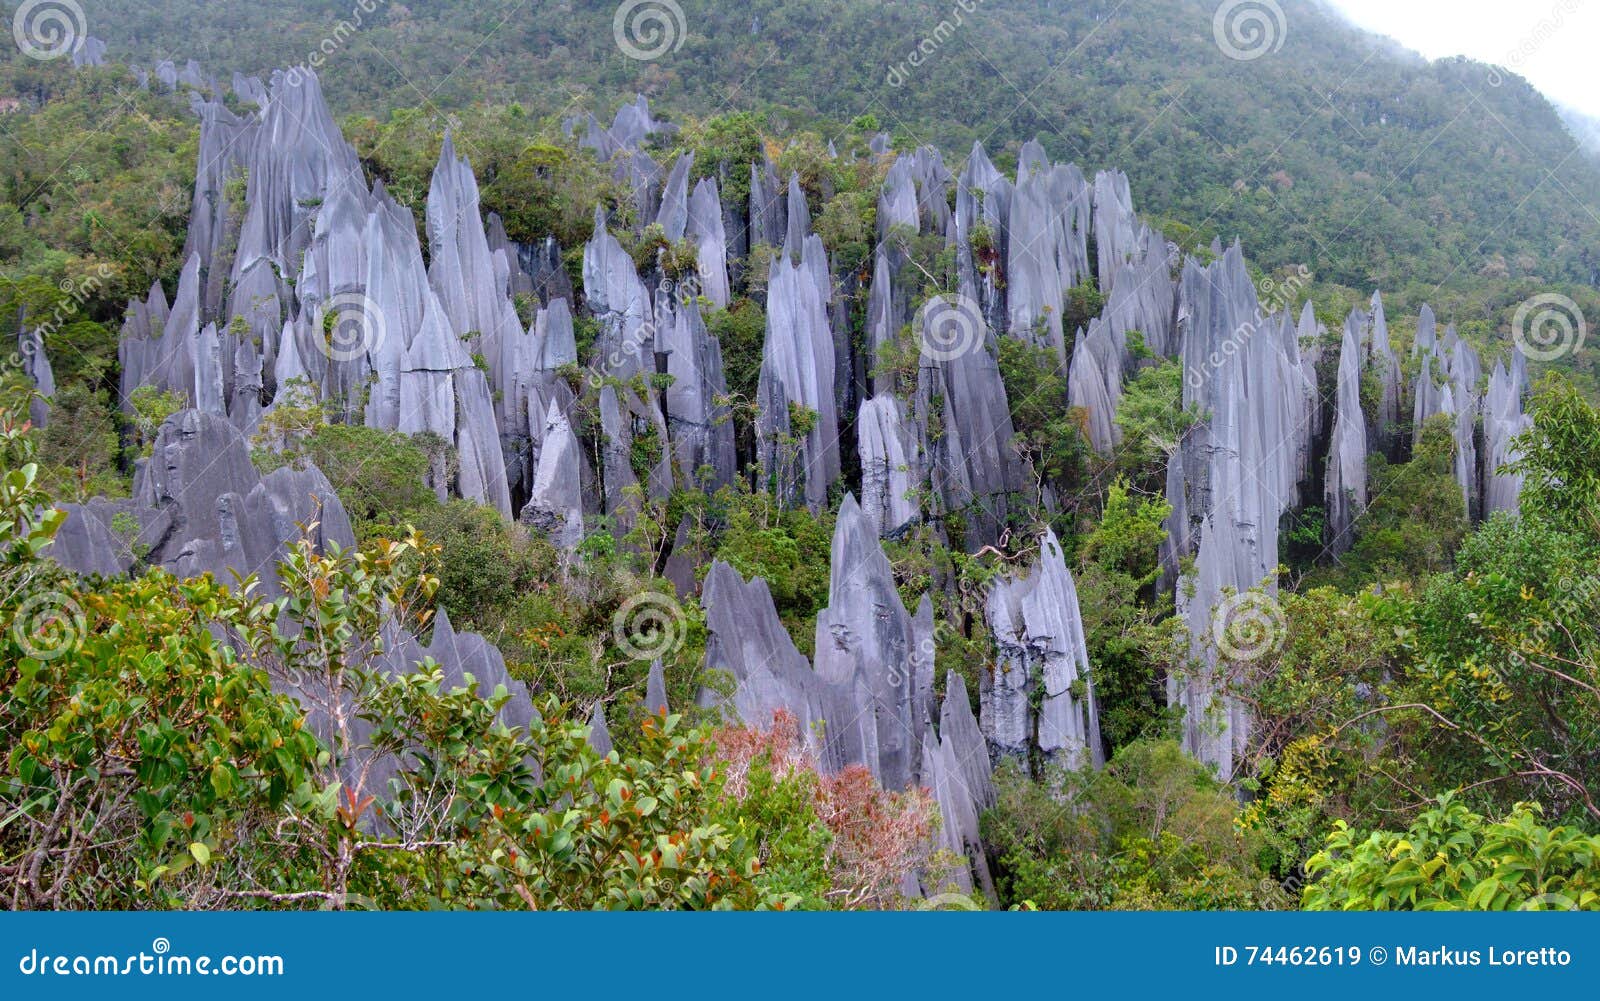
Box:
[259,418,444,533]
[1304,796,1600,911]
[405,500,560,626]
[1113,358,1201,491]
[982,742,1289,910]
[1509,374,1600,537]
[127,384,185,456]
[712,488,833,653]
[997,337,1089,491]
[1074,480,1175,751]
[1334,413,1468,584]
[34,383,124,501]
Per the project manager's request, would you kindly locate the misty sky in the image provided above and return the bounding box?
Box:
[1327,0,1600,118]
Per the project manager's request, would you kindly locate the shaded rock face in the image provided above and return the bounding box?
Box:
[45,409,535,797]
[1413,312,1499,520]
[1482,353,1530,516]
[699,524,993,895]
[912,296,1025,550]
[812,495,928,792]
[518,401,584,556]
[857,394,921,539]
[982,530,1103,769]
[1366,293,1404,458]
[1163,245,1315,781]
[1325,312,1369,557]
[658,294,736,492]
[757,202,840,511]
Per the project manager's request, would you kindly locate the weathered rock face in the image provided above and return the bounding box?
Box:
[687,178,731,309]
[1366,292,1404,457]
[1067,319,1123,454]
[983,530,1103,768]
[701,538,992,896]
[658,294,736,492]
[71,35,108,68]
[1325,312,1369,557]
[584,207,657,383]
[1004,142,1089,365]
[912,293,1025,550]
[857,394,921,539]
[1164,244,1315,780]
[812,495,929,791]
[756,188,840,511]
[1482,353,1530,516]
[1413,315,1488,519]
[519,401,585,556]
[19,327,55,428]
[46,408,535,795]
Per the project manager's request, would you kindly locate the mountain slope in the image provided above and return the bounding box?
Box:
[79,0,1600,292]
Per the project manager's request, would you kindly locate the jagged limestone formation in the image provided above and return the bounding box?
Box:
[857,394,921,539]
[1482,353,1530,516]
[1367,292,1404,457]
[519,401,585,555]
[1413,315,1487,519]
[756,182,840,511]
[645,660,669,715]
[71,36,107,68]
[587,702,614,756]
[912,293,1025,550]
[658,294,735,491]
[46,409,535,795]
[19,327,55,427]
[700,536,992,894]
[983,530,1103,768]
[1325,311,1369,557]
[687,178,731,309]
[1164,245,1315,780]
[811,495,930,792]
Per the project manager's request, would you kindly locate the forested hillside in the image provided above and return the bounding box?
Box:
[82,0,1600,294]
